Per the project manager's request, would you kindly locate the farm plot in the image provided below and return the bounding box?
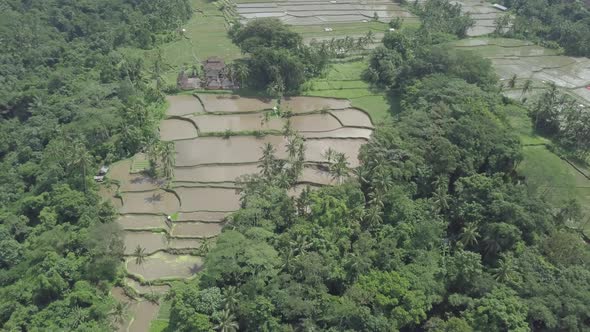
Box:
[451,37,590,105]
[451,0,506,37]
[236,0,417,26]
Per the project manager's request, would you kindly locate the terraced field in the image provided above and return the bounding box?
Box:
[103,93,374,331]
[452,37,590,105]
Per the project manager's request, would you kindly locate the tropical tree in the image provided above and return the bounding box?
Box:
[521,79,532,97]
[133,245,153,296]
[214,309,239,332]
[160,141,175,180]
[259,143,277,178]
[222,286,241,312]
[459,223,480,248]
[71,141,93,193]
[492,255,517,283]
[508,74,517,88]
[329,152,349,183]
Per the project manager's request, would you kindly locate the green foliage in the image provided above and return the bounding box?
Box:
[0,0,190,329]
[228,18,329,95]
[502,0,590,56]
[414,0,475,38]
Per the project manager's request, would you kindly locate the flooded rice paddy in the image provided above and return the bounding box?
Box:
[104,93,373,300]
[452,37,590,105]
[236,0,416,26]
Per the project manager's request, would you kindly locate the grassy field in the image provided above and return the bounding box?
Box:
[304,60,395,122]
[148,299,172,332]
[507,105,590,231]
[128,0,241,85]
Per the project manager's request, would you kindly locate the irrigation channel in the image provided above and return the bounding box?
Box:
[105,94,374,331]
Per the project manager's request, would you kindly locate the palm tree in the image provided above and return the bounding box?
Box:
[329,152,349,184]
[521,79,532,97]
[323,148,336,163]
[109,302,128,328]
[508,74,517,88]
[160,141,175,180]
[259,143,276,177]
[214,309,239,332]
[72,141,92,193]
[431,182,450,213]
[222,286,242,312]
[231,62,249,87]
[458,223,480,247]
[133,245,153,295]
[492,255,517,283]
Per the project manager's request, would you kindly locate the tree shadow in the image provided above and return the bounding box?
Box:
[145,193,163,203]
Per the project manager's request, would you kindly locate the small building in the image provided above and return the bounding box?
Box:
[177,70,201,90]
[99,166,109,175]
[492,3,508,11]
[202,57,238,90]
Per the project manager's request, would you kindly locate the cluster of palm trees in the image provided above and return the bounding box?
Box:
[323,147,350,184]
[258,122,306,187]
[147,140,175,180]
[310,30,376,58]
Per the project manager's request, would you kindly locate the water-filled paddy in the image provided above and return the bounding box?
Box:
[172,222,224,238]
[198,94,273,113]
[330,108,374,127]
[166,95,204,116]
[123,231,167,255]
[120,190,180,215]
[126,252,203,281]
[117,214,167,230]
[174,164,260,183]
[175,187,241,212]
[160,118,198,141]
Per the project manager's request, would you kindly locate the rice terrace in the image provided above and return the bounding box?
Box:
[5,0,590,330]
[103,0,590,330]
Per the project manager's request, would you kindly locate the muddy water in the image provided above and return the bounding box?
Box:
[178,211,230,222]
[300,167,334,185]
[160,119,198,141]
[120,190,180,215]
[304,138,367,167]
[166,95,204,116]
[330,108,373,128]
[190,113,283,132]
[175,187,241,212]
[175,136,286,166]
[290,113,342,132]
[117,214,167,230]
[172,222,223,238]
[126,252,203,281]
[125,278,171,295]
[174,164,260,183]
[302,127,373,139]
[169,237,203,250]
[198,94,274,113]
[282,96,351,112]
[128,301,160,332]
[109,159,165,192]
[123,231,167,255]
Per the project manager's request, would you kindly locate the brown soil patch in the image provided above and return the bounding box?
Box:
[168,238,203,250]
[300,167,334,185]
[290,113,342,132]
[304,138,366,167]
[128,301,159,332]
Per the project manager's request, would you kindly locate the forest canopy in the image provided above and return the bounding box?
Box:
[0,0,191,329]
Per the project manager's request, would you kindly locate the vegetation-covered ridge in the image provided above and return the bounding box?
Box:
[0,0,192,329]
